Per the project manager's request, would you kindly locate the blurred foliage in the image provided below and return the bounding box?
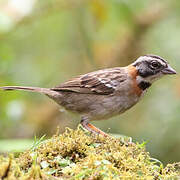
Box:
[0,139,33,152]
[0,0,180,165]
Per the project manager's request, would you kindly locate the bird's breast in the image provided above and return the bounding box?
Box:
[127,65,143,97]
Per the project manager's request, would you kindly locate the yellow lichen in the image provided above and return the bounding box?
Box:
[0,126,180,179]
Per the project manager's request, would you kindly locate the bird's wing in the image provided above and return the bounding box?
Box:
[51,68,126,95]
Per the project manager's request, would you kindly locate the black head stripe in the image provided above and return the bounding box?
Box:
[133,55,168,78]
[144,54,167,64]
[138,81,151,90]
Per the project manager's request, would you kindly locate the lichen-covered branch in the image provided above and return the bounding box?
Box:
[0,126,180,179]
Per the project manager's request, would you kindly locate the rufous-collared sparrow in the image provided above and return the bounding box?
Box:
[1,55,176,136]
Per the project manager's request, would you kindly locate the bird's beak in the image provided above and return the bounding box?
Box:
[162,65,177,75]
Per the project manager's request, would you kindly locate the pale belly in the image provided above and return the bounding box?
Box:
[87,93,141,121]
[47,90,144,121]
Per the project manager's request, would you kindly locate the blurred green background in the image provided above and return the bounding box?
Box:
[0,0,180,164]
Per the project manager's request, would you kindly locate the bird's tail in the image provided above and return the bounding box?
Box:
[0,86,52,94]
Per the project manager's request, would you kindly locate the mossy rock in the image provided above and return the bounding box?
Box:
[0,126,180,179]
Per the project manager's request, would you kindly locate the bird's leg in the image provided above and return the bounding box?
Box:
[80,117,108,137]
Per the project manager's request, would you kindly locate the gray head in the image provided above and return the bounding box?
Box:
[132,54,176,84]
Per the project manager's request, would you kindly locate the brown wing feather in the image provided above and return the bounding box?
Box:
[51,68,126,95]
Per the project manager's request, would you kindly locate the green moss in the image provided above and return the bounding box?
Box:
[0,126,180,179]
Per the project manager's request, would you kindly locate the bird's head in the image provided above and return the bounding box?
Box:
[132,54,176,84]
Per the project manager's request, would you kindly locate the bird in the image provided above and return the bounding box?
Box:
[0,55,177,137]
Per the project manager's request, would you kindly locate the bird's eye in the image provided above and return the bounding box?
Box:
[151,61,161,69]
